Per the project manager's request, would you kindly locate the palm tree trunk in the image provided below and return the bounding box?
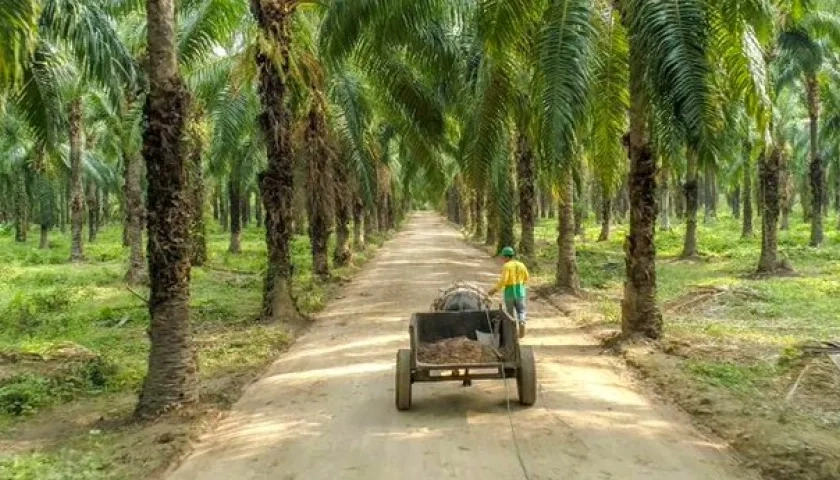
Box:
[69,98,85,262]
[135,0,198,418]
[681,147,699,258]
[597,196,611,242]
[742,152,754,238]
[702,167,713,224]
[516,134,535,258]
[660,171,671,231]
[86,180,98,243]
[710,169,718,219]
[446,186,457,223]
[674,181,684,219]
[242,191,250,227]
[34,168,53,250]
[294,193,307,235]
[253,0,300,322]
[377,168,390,232]
[102,189,110,225]
[219,183,229,232]
[732,184,741,219]
[497,157,516,252]
[485,201,498,247]
[834,163,840,216]
[364,208,376,240]
[556,175,580,294]
[806,74,823,246]
[540,190,549,219]
[573,177,587,240]
[757,148,783,274]
[333,158,352,267]
[616,184,629,223]
[13,170,28,242]
[474,186,485,239]
[228,177,242,253]
[305,97,334,280]
[212,189,219,221]
[255,189,263,227]
[352,196,363,249]
[187,122,207,266]
[620,35,663,339]
[39,224,49,249]
[122,195,130,247]
[124,152,146,284]
[468,189,478,233]
[60,180,68,234]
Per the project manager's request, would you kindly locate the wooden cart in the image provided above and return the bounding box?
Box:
[395,309,536,410]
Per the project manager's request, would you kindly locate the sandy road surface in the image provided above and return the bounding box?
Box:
[167,212,753,480]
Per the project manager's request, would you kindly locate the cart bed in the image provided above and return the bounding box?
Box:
[410,310,517,369]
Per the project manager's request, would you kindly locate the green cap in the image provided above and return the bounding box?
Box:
[500,246,515,258]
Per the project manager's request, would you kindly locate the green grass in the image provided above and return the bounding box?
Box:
[0,221,388,478]
[683,360,778,394]
[532,212,840,390]
[0,450,109,480]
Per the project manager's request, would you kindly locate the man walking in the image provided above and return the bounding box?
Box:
[488,246,529,338]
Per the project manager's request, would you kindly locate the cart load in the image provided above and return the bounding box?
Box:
[430,281,494,312]
[417,336,500,364]
[395,309,536,410]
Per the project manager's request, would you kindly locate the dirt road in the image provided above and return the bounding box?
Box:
[167,213,753,480]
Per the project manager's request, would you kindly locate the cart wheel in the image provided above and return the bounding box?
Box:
[516,346,536,406]
[395,349,412,411]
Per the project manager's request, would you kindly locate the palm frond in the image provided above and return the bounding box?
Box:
[358,48,445,139]
[587,8,628,196]
[460,55,514,189]
[178,0,249,68]
[476,0,540,54]
[40,0,139,89]
[328,68,377,204]
[320,0,448,62]
[626,0,710,145]
[0,0,40,89]
[536,0,595,175]
[15,43,74,149]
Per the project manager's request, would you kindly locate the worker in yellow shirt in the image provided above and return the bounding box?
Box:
[487,246,529,338]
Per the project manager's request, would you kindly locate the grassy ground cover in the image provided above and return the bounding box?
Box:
[0,223,388,479]
[530,214,840,479]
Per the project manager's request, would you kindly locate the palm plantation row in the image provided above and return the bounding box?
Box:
[2,0,840,417]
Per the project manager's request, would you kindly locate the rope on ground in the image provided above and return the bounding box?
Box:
[501,372,532,480]
[485,310,531,480]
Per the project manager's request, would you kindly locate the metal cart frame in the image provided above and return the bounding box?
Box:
[395,309,536,410]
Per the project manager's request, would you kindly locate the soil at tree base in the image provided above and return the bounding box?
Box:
[166,213,754,480]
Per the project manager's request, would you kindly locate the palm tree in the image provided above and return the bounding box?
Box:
[8,0,139,264]
[303,91,335,279]
[0,100,37,243]
[775,4,840,246]
[251,0,303,322]
[587,6,629,243]
[135,0,198,418]
[186,106,208,264]
[616,0,718,339]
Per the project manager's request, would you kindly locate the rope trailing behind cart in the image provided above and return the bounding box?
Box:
[430,281,495,312]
